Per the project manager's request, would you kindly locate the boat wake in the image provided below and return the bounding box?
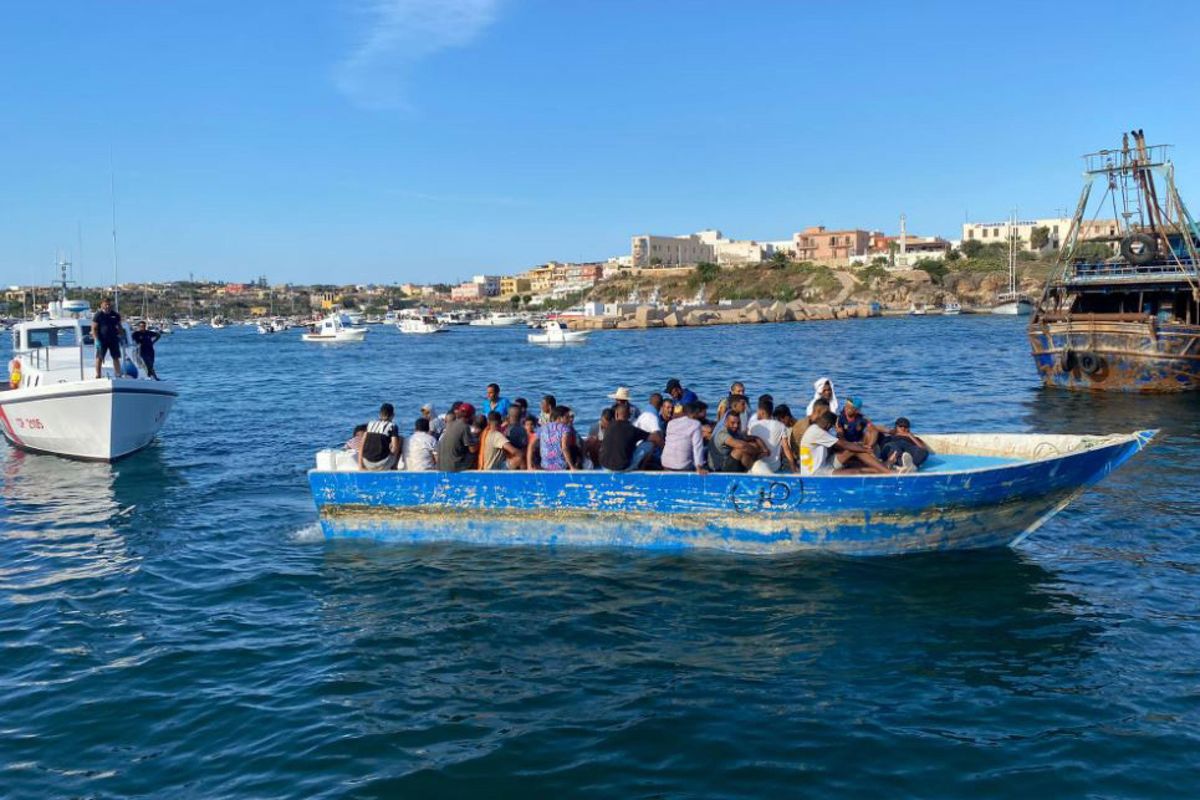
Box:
[289,522,324,543]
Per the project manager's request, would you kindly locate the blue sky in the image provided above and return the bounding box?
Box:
[3,0,1199,287]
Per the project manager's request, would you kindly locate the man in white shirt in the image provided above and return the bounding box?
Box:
[635,392,664,434]
[746,397,789,473]
[403,417,438,471]
[799,412,839,476]
[800,411,894,475]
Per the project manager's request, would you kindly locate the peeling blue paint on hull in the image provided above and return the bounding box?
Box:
[1029,322,1200,392]
[308,431,1153,556]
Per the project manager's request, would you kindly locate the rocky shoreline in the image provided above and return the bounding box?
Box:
[567,300,882,331]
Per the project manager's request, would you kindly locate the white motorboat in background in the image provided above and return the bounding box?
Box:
[943,301,962,315]
[436,311,474,326]
[0,298,177,461]
[528,320,588,345]
[210,315,229,329]
[469,312,522,327]
[256,320,274,334]
[397,315,448,334]
[301,313,368,343]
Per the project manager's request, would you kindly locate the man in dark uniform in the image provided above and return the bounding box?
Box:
[91,297,123,379]
[131,321,162,380]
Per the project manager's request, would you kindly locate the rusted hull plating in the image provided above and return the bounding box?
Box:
[309,432,1152,556]
[1029,321,1200,392]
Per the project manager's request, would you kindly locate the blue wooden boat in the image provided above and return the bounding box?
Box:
[308,431,1153,556]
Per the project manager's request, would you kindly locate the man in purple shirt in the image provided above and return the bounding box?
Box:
[660,403,709,473]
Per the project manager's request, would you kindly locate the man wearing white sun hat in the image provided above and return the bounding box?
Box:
[606,386,641,422]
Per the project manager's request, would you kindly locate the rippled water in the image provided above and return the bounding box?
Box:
[2,317,1198,798]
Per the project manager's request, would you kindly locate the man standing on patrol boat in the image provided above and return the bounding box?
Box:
[91,297,124,379]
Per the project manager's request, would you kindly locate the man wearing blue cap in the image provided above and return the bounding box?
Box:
[836,396,880,451]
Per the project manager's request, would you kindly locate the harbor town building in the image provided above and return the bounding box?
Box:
[961,217,1120,251]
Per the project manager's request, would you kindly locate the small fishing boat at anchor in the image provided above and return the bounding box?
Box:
[308,429,1153,556]
[527,320,587,345]
[301,313,368,343]
[397,314,449,334]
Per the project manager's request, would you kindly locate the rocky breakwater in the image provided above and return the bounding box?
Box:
[568,300,879,332]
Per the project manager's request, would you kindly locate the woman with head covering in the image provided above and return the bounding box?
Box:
[805,377,840,416]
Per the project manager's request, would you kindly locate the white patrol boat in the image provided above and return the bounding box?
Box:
[0,298,178,461]
[301,313,368,342]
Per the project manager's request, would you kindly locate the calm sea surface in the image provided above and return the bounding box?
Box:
[1,316,1198,798]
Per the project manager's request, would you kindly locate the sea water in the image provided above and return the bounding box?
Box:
[1,317,1197,798]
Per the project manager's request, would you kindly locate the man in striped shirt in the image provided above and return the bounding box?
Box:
[358,403,402,471]
[660,403,709,473]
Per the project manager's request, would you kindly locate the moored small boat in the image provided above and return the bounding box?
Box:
[308,430,1153,556]
[397,315,449,334]
[527,320,587,344]
[301,313,368,343]
[469,312,522,327]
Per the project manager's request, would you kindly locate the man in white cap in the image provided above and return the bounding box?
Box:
[421,403,445,438]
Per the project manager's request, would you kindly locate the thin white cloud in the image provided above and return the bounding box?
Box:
[334,0,502,109]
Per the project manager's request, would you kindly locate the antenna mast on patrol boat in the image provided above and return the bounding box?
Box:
[109,159,121,313]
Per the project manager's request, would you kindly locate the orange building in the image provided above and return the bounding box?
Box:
[792,226,871,263]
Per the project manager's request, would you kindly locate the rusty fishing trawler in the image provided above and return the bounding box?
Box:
[1029,130,1200,392]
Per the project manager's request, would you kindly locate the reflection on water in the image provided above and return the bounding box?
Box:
[1022,388,1200,438]
[0,447,177,600]
[304,543,1097,780]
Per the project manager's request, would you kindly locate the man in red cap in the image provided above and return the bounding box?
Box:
[438,402,478,471]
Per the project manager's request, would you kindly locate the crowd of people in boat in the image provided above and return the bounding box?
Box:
[346,377,931,477]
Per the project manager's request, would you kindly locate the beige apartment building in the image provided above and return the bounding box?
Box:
[631,234,715,267]
[961,217,1120,251]
[695,230,770,264]
[792,227,871,263]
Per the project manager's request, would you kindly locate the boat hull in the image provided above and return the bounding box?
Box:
[528,333,587,344]
[469,317,521,327]
[1029,319,1200,392]
[308,431,1151,556]
[992,301,1034,316]
[0,379,177,461]
[302,330,368,342]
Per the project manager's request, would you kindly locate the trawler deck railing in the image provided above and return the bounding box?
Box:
[1066,259,1200,284]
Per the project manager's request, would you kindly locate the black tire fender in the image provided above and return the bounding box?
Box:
[1078,352,1103,375]
[1120,233,1158,265]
